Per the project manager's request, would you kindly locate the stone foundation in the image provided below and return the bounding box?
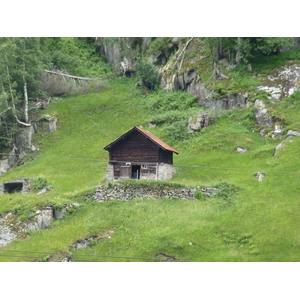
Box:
[105,162,177,181]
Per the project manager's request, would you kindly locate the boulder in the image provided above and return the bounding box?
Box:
[254,99,274,126]
[204,93,248,110]
[274,142,286,156]
[286,130,300,137]
[236,147,247,153]
[256,172,266,182]
[14,127,33,153]
[188,113,210,134]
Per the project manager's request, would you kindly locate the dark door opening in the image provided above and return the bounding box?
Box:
[131,165,141,179]
[4,182,23,193]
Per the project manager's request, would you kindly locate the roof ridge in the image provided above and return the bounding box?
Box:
[104,126,179,154]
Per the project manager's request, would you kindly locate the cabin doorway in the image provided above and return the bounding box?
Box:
[131,165,141,179]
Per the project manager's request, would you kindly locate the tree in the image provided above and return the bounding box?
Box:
[203,37,294,65]
[135,59,160,90]
[0,37,46,149]
[250,37,294,55]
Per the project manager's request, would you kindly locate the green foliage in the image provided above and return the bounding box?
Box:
[54,204,63,211]
[2,51,300,262]
[194,189,204,200]
[106,179,185,189]
[40,255,50,262]
[135,59,160,90]
[251,37,294,55]
[214,182,238,200]
[31,177,48,192]
[13,205,35,221]
[145,90,198,112]
[43,37,112,78]
[142,90,199,143]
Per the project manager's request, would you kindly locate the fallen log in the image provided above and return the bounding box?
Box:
[44,70,102,81]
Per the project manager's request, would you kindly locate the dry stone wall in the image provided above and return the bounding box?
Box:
[94,183,218,202]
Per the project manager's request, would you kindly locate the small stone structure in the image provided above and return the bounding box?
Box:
[0,180,30,194]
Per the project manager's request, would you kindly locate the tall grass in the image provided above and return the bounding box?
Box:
[1,77,300,262]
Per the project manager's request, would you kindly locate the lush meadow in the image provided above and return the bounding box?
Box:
[0,76,299,262]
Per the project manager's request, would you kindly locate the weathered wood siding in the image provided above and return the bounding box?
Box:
[110,162,157,180]
[109,130,160,163]
[140,164,157,180]
[159,148,173,164]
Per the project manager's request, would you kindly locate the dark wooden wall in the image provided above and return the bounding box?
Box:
[109,130,173,164]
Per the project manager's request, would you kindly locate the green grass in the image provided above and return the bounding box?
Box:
[1,76,300,262]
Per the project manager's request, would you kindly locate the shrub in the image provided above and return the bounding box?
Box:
[135,59,160,90]
[195,189,204,200]
[145,90,198,112]
[31,177,49,192]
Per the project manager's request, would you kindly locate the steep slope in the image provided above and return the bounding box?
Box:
[0,75,299,262]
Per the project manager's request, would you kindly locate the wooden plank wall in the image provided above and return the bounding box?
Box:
[110,131,160,163]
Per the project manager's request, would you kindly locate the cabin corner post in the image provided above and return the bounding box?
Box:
[105,163,114,181]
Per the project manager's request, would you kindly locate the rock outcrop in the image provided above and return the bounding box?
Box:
[254,99,274,126]
[161,68,248,110]
[0,203,80,247]
[257,64,300,101]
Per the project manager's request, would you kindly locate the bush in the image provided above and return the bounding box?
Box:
[31,177,49,192]
[135,59,160,90]
[145,90,198,112]
[195,189,204,200]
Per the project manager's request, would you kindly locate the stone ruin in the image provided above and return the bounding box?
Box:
[0,179,30,194]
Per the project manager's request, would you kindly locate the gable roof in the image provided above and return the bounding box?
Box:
[103,126,179,154]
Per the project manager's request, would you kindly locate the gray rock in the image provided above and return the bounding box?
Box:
[256,172,266,182]
[0,158,11,176]
[27,209,54,232]
[257,64,300,101]
[187,80,213,102]
[236,147,247,153]
[287,130,300,137]
[14,127,33,153]
[254,99,274,126]
[203,93,248,110]
[37,188,47,195]
[53,207,67,220]
[188,113,209,134]
[274,142,285,156]
[0,214,18,247]
[0,204,79,248]
[148,51,162,64]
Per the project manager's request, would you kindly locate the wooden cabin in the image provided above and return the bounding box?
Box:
[103,126,179,181]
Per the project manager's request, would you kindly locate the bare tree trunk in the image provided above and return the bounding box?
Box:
[236,37,241,66]
[44,69,100,81]
[23,62,29,123]
[6,65,31,127]
[216,37,222,61]
[171,37,194,69]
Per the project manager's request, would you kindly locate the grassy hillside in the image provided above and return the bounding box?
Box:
[0,75,300,262]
